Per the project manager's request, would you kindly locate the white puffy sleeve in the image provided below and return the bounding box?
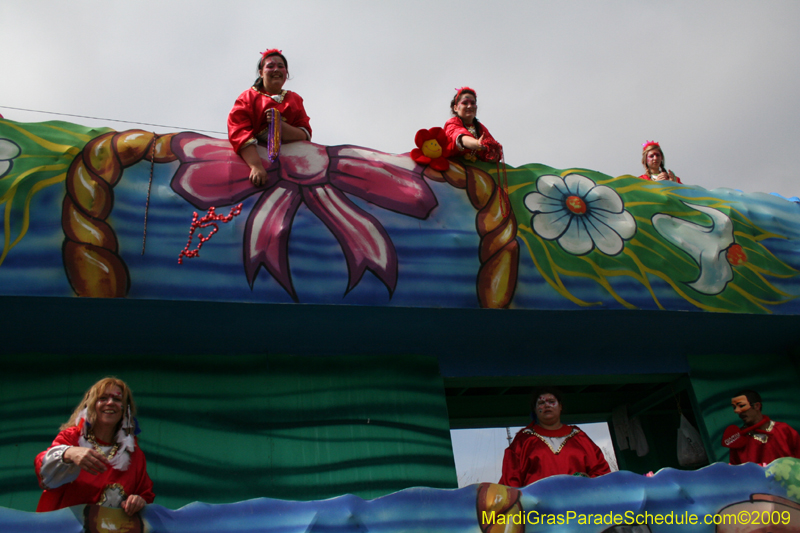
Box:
[37,445,81,489]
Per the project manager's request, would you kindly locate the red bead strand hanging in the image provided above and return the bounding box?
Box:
[177,204,243,264]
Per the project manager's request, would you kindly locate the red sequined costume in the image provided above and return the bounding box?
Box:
[638,173,682,184]
[35,426,154,512]
[443,117,500,162]
[729,420,800,465]
[227,87,312,154]
[500,423,611,487]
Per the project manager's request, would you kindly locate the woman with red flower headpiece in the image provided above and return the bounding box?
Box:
[640,141,682,183]
[35,377,154,514]
[443,87,502,162]
[228,49,312,186]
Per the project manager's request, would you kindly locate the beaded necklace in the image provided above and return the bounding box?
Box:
[253,88,287,103]
[87,431,120,460]
[263,107,281,163]
[250,87,283,163]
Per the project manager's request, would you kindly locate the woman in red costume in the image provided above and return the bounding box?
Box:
[443,87,502,162]
[228,49,312,186]
[500,387,610,487]
[35,378,154,514]
[640,141,682,183]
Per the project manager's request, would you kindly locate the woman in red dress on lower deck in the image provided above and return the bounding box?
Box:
[500,387,610,487]
[35,377,154,514]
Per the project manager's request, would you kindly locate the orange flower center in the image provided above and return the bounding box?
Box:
[421,139,442,159]
[566,195,587,215]
[726,244,747,266]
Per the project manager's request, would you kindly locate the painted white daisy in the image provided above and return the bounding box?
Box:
[0,138,21,178]
[524,173,636,255]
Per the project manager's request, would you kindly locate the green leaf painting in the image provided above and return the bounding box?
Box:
[0,120,111,266]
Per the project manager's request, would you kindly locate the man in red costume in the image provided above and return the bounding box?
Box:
[728,390,800,465]
[500,387,610,487]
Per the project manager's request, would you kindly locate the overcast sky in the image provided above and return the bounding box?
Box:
[2,1,799,197]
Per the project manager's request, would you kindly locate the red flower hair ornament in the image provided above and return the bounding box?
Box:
[259,49,288,69]
[454,86,477,101]
[260,48,283,59]
[642,140,660,152]
[411,127,450,171]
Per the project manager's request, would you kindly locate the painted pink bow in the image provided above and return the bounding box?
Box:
[170,134,438,300]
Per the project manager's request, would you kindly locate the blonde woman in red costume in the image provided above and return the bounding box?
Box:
[228,49,312,187]
[35,378,154,514]
[443,87,502,162]
[640,141,682,183]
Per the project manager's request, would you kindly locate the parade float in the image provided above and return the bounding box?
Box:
[1,117,799,532]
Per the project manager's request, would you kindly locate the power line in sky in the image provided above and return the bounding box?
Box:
[0,105,226,135]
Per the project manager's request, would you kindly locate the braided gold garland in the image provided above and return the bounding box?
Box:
[424,160,520,309]
[62,130,176,297]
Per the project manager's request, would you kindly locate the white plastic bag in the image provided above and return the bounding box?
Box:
[677,414,708,466]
